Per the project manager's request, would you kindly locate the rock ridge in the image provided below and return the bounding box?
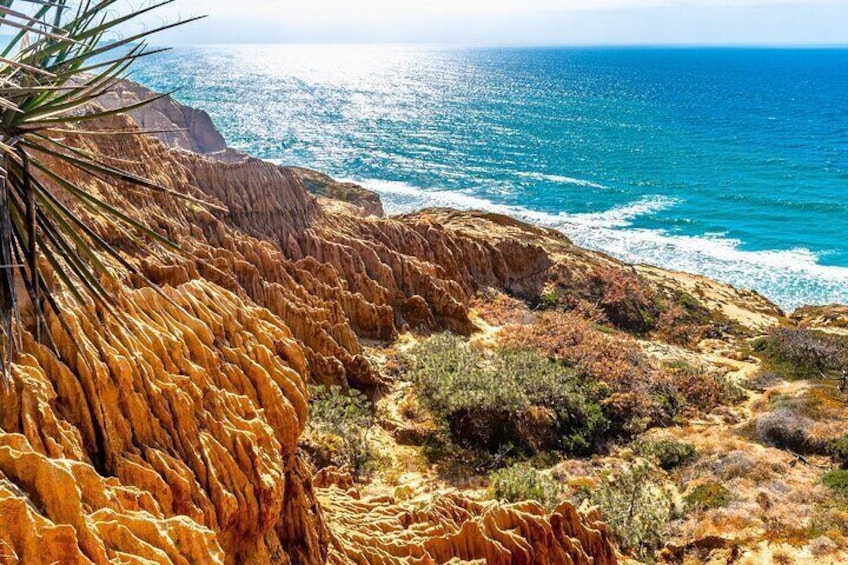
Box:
[0,85,642,563]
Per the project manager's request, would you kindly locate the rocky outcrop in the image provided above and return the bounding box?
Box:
[104,81,779,338]
[792,304,848,331]
[99,80,230,156]
[0,89,629,564]
[46,112,578,391]
[291,168,385,217]
[0,281,325,564]
[100,81,386,215]
[319,485,617,565]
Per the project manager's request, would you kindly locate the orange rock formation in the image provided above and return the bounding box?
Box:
[0,89,631,563]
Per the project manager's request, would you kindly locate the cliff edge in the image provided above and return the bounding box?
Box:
[1,81,833,565]
[0,84,631,564]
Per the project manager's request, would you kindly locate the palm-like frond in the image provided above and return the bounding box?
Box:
[0,0,204,386]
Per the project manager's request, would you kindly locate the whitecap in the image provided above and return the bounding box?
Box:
[354,178,848,311]
[513,171,607,189]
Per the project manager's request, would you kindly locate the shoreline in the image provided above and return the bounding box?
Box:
[3,76,846,565]
[130,45,848,314]
[344,176,848,314]
[107,76,847,316]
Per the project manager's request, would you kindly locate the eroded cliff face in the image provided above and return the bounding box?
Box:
[99,80,230,156]
[1,281,322,564]
[320,488,616,565]
[0,89,635,564]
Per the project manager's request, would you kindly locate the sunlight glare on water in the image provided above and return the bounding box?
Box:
[134,45,848,310]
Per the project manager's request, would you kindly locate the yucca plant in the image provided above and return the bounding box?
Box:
[0,0,204,385]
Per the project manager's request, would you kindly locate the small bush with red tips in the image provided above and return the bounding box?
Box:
[540,265,743,345]
[504,313,743,434]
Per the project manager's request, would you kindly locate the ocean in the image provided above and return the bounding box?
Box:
[134,45,848,311]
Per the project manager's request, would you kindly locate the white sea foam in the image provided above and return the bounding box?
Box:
[354,178,848,311]
[513,171,607,189]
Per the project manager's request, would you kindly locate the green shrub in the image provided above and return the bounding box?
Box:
[490,463,561,509]
[822,470,848,498]
[411,335,608,458]
[537,292,560,311]
[412,335,607,456]
[413,335,524,418]
[502,349,608,453]
[827,436,848,469]
[303,385,375,478]
[578,462,679,559]
[684,481,732,511]
[636,439,698,471]
[753,328,848,380]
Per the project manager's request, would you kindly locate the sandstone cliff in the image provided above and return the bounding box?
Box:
[99,80,229,156]
[0,86,649,563]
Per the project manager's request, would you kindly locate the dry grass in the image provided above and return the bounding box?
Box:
[543,264,744,346]
[471,289,535,327]
[503,312,741,434]
[808,536,839,558]
[710,450,789,482]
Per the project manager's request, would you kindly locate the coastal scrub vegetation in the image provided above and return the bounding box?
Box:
[489,463,562,509]
[409,334,608,460]
[742,328,848,457]
[823,469,848,499]
[753,327,848,380]
[397,313,744,478]
[539,265,742,345]
[378,299,765,560]
[634,438,698,471]
[684,481,732,512]
[746,385,846,455]
[503,312,742,431]
[751,407,823,454]
[828,435,848,468]
[302,385,376,478]
[0,0,203,382]
[576,461,681,559]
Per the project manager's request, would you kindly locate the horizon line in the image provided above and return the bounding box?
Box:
[153,40,848,49]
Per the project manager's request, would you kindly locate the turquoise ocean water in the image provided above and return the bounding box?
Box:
[134,45,848,310]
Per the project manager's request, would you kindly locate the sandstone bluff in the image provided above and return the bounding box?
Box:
[0,84,782,564]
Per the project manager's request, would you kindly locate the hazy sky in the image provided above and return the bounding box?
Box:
[151,0,848,46]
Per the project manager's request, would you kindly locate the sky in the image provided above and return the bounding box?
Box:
[149,0,848,46]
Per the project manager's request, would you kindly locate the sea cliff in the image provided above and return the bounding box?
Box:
[0,83,845,565]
